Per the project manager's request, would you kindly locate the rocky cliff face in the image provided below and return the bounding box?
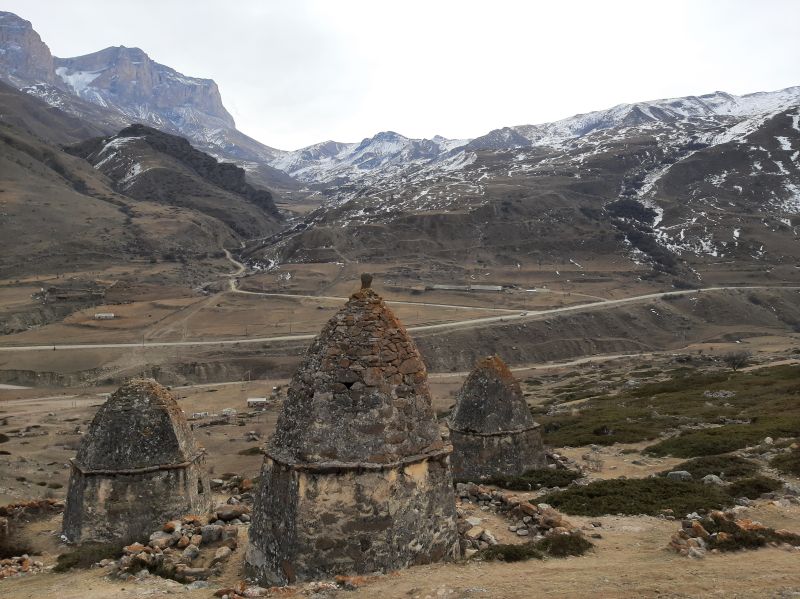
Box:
[0,11,294,192]
[54,46,235,134]
[0,11,56,85]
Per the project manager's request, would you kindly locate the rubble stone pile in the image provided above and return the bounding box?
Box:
[455,482,581,555]
[63,378,212,544]
[449,355,545,479]
[0,499,63,581]
[114,506,247,583]
[669,509,800,558]
[210,474,256,504]
[0,555,45,580]
[0,498,64,520]
[246,274,459,586]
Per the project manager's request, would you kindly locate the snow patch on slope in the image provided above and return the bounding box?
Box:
[55,66,104,95]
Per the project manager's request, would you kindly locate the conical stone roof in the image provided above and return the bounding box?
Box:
[450,355,535,434]
[270,274,443,464]
[75,378,200,471]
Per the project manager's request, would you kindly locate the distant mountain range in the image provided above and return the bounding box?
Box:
[264,87,800,188]
[1,9,799,289]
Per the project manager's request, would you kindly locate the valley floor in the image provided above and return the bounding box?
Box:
[2,351,800,598]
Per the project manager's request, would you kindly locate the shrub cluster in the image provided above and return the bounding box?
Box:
[770,448,800,476]
[459,468,582,491]
[53,543,123,572]
[478,533,593,562]
[661,455,758,480]
[540,478,733,517]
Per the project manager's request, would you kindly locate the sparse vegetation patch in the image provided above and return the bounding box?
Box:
[477,533,593,562]
[53,543,123,572]
[726,476,783,499]
[540,478,733,517]
[459,468,582,491]
[770,448,800,476]
[661,455,759,480]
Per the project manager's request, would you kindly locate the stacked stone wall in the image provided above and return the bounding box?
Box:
[450,427,545,480]
[246,451,459,585]
[63,458,211,544]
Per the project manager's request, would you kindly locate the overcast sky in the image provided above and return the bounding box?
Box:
[5,0,800,150]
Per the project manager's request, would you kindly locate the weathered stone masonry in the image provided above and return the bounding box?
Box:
[246,274,460,585]
[63,379,211,544]
[449,355,545,480]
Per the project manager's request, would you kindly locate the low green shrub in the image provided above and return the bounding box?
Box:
[540,478,733,517]
[540,365,800,451]
[662,455,758,480]
[478,542,543,562]
[645,418,800,458]
[477,533,593,562]
[53,543,123,572]
[704,516,800,551]
[463,468,582,491]
[536,533,595,557]
[726,476,783,499]
[237,446,264,456]
[770,448,800,476]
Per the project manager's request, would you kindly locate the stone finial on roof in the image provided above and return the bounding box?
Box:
[449,355,535,435]
[360,272,373,289]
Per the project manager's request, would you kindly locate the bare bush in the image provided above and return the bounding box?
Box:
[722,351,751,372]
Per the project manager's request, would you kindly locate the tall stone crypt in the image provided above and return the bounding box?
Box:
[246,274,459,585]
[449,355,545,480]
[63,378,212,543]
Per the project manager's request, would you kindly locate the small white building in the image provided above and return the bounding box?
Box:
[93,313,115,320]
[190,411,209,420]
[247,397,269,409]
[221,408,237,417]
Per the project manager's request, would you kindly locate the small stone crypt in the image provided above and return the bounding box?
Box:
[245,274,459,585]
[448,355,545,480]
[63,378,211,544]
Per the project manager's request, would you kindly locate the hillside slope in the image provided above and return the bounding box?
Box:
[0,84,280,281]
[66,124,283,239]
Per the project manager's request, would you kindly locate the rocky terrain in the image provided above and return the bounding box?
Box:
[1,355,800,598]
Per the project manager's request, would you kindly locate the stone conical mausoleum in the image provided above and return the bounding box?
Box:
[63,378,211,543]
[449,355,545,480]
[246,274,459,585]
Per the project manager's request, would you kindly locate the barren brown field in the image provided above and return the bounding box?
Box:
[2,257,800,599]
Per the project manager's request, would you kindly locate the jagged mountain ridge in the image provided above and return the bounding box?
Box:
[264,86,800,187]
[0,11,296,192]
[269,131,467,186]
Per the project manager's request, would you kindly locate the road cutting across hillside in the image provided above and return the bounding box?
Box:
[0,285,797,352]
